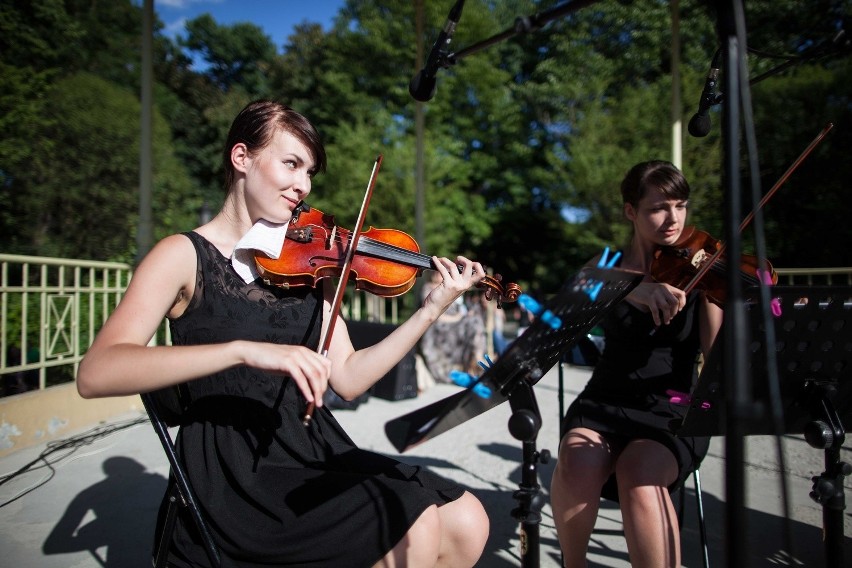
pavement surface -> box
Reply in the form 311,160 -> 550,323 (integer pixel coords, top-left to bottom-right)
1,363 -> 850,567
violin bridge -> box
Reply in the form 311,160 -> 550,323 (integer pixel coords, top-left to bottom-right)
327,225 -> 337,250
691,249 -> 709,269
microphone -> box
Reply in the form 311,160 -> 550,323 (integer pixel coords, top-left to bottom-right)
687,49 -> 722,138
409,0 -> 466,102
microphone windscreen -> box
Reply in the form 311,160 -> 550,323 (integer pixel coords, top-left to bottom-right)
687,113 -> 711,138
409,72 -> 437,102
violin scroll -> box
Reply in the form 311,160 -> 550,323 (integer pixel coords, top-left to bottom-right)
479,274 -> 522,308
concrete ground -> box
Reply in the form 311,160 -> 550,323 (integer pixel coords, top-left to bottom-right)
1,363 -> 850,567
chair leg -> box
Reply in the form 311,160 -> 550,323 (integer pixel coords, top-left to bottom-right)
153,480 -> 180,568
142,393 -> 222,568
693,469 -> 710,568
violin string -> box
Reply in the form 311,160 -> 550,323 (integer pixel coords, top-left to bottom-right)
696,260 -> 760,286
307,224 -> 434,266
703,258 -> 762,286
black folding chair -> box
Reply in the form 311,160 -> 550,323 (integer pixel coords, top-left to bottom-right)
681,468 -> 710,568
142,388 -> 222,568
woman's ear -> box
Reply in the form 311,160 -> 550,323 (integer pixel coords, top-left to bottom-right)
231,143 -> 250,173
623,202 -> 636,222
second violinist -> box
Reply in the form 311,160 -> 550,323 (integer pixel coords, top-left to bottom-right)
77,100 -> 489,567
551,160 -> 723,567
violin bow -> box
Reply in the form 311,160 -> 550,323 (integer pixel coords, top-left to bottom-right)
681,122 -> 834,295
303,154 -> 384,426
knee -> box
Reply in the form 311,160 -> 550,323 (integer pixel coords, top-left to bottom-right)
442,493 -> 489,562
391,506 -> 441,566
553,437 -> 612,495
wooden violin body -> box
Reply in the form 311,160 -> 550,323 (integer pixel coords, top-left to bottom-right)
255,205 -> 521,305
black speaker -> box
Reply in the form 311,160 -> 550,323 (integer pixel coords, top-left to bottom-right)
346,319 -> 418,401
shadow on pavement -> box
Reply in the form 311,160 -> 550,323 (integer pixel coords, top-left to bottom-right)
42,456 -> 166,568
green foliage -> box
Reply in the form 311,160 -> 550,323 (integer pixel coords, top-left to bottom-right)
9,73 -> 140,259
0,0 -> 85,69
0,71 -> 196,261
1,0 -> 849,287
749,58 -> 852,266
182,14 -> 277,94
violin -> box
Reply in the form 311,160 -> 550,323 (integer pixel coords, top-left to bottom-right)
651,122 -> 835,307
254,204 -> 522,306
651,226 -> 776,307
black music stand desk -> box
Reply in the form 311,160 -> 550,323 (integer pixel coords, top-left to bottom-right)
679,286 -> 852,567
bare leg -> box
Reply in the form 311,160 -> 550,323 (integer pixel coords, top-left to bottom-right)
436,491 -> 489,568
551,428 -> 616,568
375,505 -> 441,568
615,439 -> 680,568
374,491 -> 488,568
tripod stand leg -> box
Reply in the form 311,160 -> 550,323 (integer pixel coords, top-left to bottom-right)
519,516 -> 540,567
508,381 -> 550,568
817,447 -> 849,568
805,394 -> 851,568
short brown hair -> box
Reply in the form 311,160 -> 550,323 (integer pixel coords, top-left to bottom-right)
620,160 -> 690,207
222,100 -> 327,192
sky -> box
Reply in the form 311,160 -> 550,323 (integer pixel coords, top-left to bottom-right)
153,0 -> 347,48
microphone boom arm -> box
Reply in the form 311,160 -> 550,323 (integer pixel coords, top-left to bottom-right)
446,0 -> 602,67
416,0 -> 603,96
692,28 -> 850,127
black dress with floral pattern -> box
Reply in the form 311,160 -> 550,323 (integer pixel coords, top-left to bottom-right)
161,231 -> 464,567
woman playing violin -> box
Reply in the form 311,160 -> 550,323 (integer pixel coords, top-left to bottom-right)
551,160 -> 723,567
77,100 -> 489,567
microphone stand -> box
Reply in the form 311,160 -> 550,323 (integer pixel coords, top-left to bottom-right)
692,27 -> 850,121
716,3 -> 749,566
426,0 -> 603,74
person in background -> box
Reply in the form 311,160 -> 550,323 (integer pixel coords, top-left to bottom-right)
418,271 -> 486,385
77,99 -> 489,568
550,160 -> 723,567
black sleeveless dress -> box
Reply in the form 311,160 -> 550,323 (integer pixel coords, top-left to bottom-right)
162,232 -> 465,567
561,281 -> 711,499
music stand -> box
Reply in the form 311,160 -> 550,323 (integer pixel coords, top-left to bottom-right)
386,265 -> 641,567
679,286 -> 852,567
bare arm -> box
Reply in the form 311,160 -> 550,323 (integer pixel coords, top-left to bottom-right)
583,254 -> 688,327
698,293 -> 724,360
323,256 -> 485,401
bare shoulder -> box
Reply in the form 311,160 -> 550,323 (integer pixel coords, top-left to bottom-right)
89,234 -> 199,344
127,234 -> 199,315
137,234 -> 197,277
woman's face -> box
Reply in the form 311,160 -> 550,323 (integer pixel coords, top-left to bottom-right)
624,186 -> 688,247
239,129 -> 316,224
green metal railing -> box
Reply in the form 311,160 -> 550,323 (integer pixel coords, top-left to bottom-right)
1,253 -> 850,397
1,254 -> 133,393
774,267 -> 852,286
0,253 -> 403,396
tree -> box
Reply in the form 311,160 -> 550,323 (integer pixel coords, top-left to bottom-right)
1,72 -> 196,261
182,14 -> 277,95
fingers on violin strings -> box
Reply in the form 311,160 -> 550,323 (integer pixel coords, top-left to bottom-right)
456,255 -> 480,276
432,256 -> 454,277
